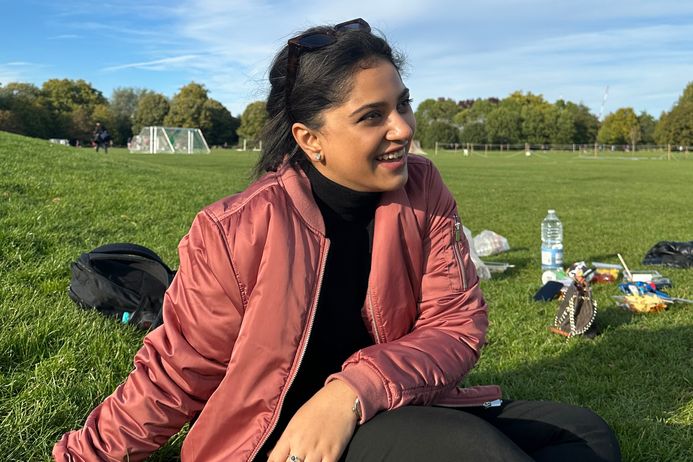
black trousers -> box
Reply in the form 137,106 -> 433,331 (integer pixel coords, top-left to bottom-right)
342,400 -> 621,462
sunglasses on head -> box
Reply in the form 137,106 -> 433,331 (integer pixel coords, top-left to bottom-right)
285,18 -> 371,104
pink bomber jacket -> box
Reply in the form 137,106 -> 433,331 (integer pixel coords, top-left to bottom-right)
54,155 -> 501,461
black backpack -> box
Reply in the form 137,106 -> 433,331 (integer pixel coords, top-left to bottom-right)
68,243 -> 176,330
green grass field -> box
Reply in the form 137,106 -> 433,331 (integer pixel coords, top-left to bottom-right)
1,131 -> 692,461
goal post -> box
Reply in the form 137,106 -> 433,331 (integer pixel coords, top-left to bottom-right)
128,126 -> 211,154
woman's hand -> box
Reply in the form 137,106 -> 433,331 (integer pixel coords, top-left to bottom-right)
268,380 -> 358,462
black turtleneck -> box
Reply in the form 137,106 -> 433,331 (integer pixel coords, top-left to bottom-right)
259,162 -> 379,457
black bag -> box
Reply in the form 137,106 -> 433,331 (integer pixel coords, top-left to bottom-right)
642,240 -> 693,268
68,243 -> 176,330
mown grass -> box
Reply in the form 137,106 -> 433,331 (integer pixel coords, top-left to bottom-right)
1,131 -> 691,461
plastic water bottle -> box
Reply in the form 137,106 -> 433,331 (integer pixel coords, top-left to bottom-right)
541,209 -> 563,270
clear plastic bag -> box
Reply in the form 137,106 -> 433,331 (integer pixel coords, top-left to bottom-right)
473,230 -> 510,257
463,225 -> 491,280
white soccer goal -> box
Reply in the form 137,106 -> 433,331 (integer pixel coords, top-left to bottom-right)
128,126 -> 210,154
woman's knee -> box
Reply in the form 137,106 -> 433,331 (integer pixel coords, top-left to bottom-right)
345,406 -> 532,462
505,401 -> 621,461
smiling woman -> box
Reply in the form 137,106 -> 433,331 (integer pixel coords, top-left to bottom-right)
292,61 -> 414,192
53,18 -> 620,462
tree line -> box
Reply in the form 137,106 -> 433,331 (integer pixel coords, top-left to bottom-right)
0,80 -> 243,147
1,79 -> 691,149
415,82 -> 693,149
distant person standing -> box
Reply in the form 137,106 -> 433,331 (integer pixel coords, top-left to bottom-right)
93,122 -> 111,153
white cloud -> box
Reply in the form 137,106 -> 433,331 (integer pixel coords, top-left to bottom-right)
32,0 -> 691,116
104,55 -> 202,71
48,34 -> 81,40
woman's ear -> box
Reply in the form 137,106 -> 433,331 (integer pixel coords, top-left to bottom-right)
291,122 -> 323,163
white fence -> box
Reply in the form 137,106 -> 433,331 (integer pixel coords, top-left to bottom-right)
433,142 -> 691,160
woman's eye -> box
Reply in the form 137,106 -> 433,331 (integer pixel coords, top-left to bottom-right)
360,111 -> 381,122
398,98 -> 413,111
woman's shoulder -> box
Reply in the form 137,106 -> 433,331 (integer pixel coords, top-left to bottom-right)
406,153 -> 433,172
404,154 -> 445,192
202,169 -> 291,224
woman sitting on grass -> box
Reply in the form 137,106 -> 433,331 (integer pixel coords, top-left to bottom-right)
54,18 -> 621,462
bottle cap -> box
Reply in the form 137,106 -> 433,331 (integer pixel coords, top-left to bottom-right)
548,209 -> 555,213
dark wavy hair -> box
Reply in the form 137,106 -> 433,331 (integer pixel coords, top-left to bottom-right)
254,22 -> 405,177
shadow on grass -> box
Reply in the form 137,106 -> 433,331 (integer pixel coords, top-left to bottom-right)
470,324 -> 693,461
587,253 -> 624,263
593,304 -> 634,334
482,256 -> 531,282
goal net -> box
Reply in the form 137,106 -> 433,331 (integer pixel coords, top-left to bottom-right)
128,126 -> 210,154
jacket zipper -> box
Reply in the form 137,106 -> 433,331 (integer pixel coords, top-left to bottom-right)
439,398 -> 504,409
451,214 -> 468,291
367,291 -> 382,344
248,241 -> 330,462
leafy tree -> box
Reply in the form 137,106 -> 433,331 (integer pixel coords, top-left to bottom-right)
421,121 -> 459,148
415,97 -> 461,123
91,104 -> 115,141
109,87 -> 145,145
132,91 -> 170,135
164,82 -> 211,130
457,99 -> 475,110
202,98 -> 240,146
107,115 -> 132,146
414,98 -> 462,148
237,101 -> 267,145
0,82 -> 52,138
549,106 -> 576,145
41,78 -> 107,114
503,91 -> 578,146
653,111 -> 673,146
637,111 -> 656,145
457,99 -> 498,124
558,101 -> 599,144
454,98 -> 497,144
597,108 -> 640,147
486,106 -> 521,144
520,103 -> 550,144
458,121 -> 487,144
110,87 -> 144,117
0,109 -> 20,133
40,79 -> 107,142
654,82 -> 693,146
453,94 -> 596,147
662,106 -> 693,146
501,91 -> 546,115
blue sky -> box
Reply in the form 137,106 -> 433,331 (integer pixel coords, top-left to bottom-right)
2,0 -> 692,119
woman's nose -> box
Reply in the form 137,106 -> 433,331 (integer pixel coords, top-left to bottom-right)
387,110 -> 414,142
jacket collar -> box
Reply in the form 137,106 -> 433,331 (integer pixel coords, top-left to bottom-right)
277,162 -> 326,235
277,161 -> 411,236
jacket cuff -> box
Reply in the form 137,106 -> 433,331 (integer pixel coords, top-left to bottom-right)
325,359 -> 392,424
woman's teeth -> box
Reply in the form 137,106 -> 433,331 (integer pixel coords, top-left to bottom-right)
376,148 -> 405,161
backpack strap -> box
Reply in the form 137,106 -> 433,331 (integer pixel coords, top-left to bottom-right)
91,243 -> 174,276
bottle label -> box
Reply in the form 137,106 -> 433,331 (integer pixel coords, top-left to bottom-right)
542,247 -> 563,267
